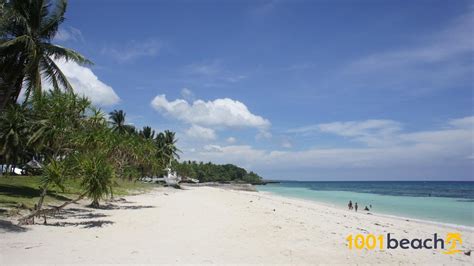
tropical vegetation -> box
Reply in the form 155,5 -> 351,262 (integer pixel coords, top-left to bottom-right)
174,161 -> 263,184
0,90 -> 180,220
0,0 -> 264,223
0,0 -> 90,109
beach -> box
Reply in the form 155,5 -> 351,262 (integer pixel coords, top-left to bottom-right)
1,186 -> 473,265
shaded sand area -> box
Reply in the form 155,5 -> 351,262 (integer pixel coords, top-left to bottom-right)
1,186 -> 473,264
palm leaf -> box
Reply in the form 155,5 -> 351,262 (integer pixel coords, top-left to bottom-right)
42,43 -> 92,65
39,0 -> 67,40
42,55 -> 72,91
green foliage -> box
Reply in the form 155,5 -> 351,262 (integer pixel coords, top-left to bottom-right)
173,161 -> 263,183
0,0 -> 92,109
0,91 -> 180,207
156,130 -> 180,167
77,152 -> 115,207
41,159 -> 68,192
0,176 -> 153,214
109,109 -> 135,135
0,103 -> 29,168
28,90 -> 90,159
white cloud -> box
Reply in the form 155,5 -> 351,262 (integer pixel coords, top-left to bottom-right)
184,60 -> 247,84
180,88 -> 194,101
319,120 -> 402,147
203,144 -> 224,153
317,120 -> 402,137
256,130 -> 272,140
186,60 -> 222,76
226,137 -> 237,144
449,116 -> 474,129
185,125 -> 217,141
150,94 -> 270,129
101,39 -> 163,62
182,116 -> 474,178
53,59 -> 120,106
289,119 -> 402,147
54,27 -> 84,42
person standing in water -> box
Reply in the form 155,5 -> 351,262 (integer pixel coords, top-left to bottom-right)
348,200 -> 353,210
355,202 -> 358,212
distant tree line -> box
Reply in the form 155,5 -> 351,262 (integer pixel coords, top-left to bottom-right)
173,161 -> 263,184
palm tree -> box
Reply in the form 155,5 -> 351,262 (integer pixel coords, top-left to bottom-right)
28,90 -> 90,158
140,126 -> 155,139
108,109 -> 135,135
27,90 -> 90,211
155,130 -> 180,168
0,0 -> 92,110
78,152 -> 115,208
0,103 -> 29,173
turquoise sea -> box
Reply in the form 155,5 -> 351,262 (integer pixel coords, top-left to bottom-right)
257,181 -> 474,227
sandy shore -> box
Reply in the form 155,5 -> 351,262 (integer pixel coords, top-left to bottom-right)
1,186 -> 473,264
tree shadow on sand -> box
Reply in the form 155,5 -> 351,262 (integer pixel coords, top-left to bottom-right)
0,219 -> 28,233
91,203 -> 155,210
51,208 -> 109,220
44,220 -> 114,228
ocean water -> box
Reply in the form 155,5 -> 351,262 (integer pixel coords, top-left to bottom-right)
257,181 -> 474,227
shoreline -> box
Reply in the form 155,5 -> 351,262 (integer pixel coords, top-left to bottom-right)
1,186 -> 472,264
255,190 -> 474,232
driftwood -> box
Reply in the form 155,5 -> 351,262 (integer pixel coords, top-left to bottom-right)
18,193 -> 87,225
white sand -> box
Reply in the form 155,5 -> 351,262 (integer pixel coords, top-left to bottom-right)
1,186 -> 473,264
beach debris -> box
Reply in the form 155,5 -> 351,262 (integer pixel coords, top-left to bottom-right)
273,209 -> 276,212
464,250 -> 471,256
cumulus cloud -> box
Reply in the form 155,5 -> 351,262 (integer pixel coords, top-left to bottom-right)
150,94 -> 270,129
182,116 -> 474,179
53,59 -> 120,106
185,125 -> 217,140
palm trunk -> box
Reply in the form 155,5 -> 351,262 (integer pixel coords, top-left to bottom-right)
36,182 -> 49,211
90,199 -> 99,208
19,192 -> 87,225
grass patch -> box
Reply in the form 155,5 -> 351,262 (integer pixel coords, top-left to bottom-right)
0,175 -> 156,216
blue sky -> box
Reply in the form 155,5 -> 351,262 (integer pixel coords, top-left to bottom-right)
52,0 -> 473,180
